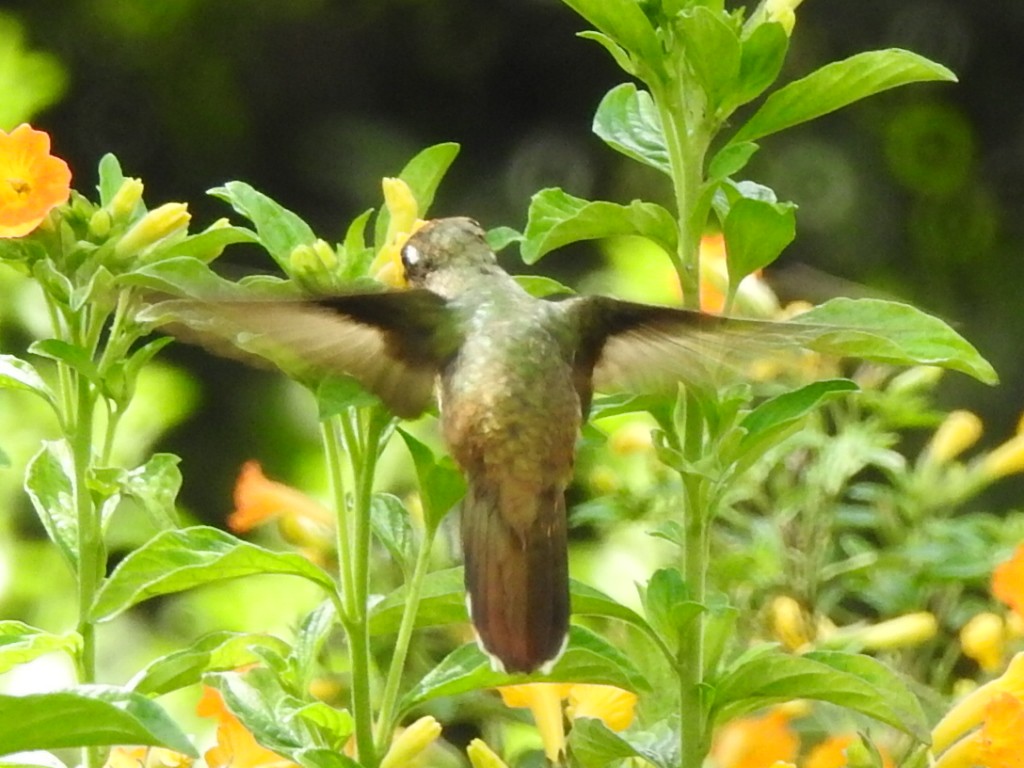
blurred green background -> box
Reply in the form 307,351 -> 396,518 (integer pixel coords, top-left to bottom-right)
1,0 -> 1022,663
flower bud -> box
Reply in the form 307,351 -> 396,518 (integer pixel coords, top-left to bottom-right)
978,434 -> 1024,481
764,0 -> 804,34
925,410 -> 983,465
857,612 -> 937,650
108,177 -> 144,223
114,202 -> 190,260
609,422 -> 653,456
289,243 -> 319,274
466,739 -> 510,768
888,365 -> 943,394
771,595 -> 812,651
960,612 -> 1006,672
88,209 -> 112,240
379,716 -> 442,768
313,238 -> 338,270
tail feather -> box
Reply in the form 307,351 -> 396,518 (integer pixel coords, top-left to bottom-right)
461,481 -> 569,674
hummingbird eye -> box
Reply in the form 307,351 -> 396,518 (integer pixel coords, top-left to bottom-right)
401,243 -> 421,270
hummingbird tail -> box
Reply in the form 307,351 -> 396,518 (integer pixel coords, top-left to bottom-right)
461,481 -> 569,674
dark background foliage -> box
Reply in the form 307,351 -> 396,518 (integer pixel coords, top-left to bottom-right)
4,0 -> 1022,516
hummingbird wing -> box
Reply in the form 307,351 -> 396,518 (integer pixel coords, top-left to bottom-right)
142,290 -> 460,418
563,296 -> 823,404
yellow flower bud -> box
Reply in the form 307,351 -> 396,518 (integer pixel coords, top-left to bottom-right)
382,177 -> 419,244
466,739 -> 510,768
289,243 -> 319,274
88,209 -> 112,239
960,612 -> 1006,673
114,202 -> 190,259
566,684 -> 637,732
925,410 -> 983,465
978,434 -> 1024,481
588,465 -> 619,494
771,595 -> 812,652
932,652 -> 1024,755
379,716 -> 442,768
857,612 -> 937,650
108,177 -> 144,223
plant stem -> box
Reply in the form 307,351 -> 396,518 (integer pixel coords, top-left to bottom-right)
374,525 -> 436,751
71,367 -> 101,768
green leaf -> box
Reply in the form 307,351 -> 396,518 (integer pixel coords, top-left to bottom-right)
522,188 -> 677,264
678,7 -> 741,112
120,255 -> 277,300
374,142 -> 460,249
560,0 -> 662,70
485,226 -> 523,253
29,340 -> 99,382
731,49 -> 957,144
24,441 -> 78,569
592,83 -> 670,175
569,718 -> 677,768
129,631 -> 290,696
577,31 -> 636,76
707,142 -> 759,181
397,429 -> 465,533
91,525 -> 337,621
209,669 -> 358,768
0,445 -> 8,469
642,568 -> 703,651
793,298 -> 998,385
115,453 -> 182,531
0,355 -> 55,408
292,601 -> 338,693
162,224 -> 260,263
740,379 -> 858,445
369,567 -> 466,635
0,622 -> 80,675
722,196 -> 796,285
209,181 -> 316,269
713,648 -> 930,741
400,625 -> 649,710
514,275 -> 574,298
733,21 -> 789,108
97,153 -> 126,207
0,686 -> 196,755
370,493 -> 415,572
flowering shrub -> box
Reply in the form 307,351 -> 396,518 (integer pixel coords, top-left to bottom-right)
0,2 -> 1019,768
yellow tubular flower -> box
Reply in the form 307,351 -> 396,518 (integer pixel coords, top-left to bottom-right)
499,683 -> 571,763
960,612 -> 1007,673
770,595 -> 812,652
108,176 -> 144,223
932,652 -> 1024,755
933,693 -> 1024,768
371,177 -> 425,287
764,0 -> 804,35
114,202 -> 190,259
855,612 -> 938,651
924,410 -> 983,465
566,684 -> 638,732
978,434 -> 1024,481
992,544 -> 1024,620
379,716 -> 442,768
711,710 -> 799,768
466,739 -> 511,768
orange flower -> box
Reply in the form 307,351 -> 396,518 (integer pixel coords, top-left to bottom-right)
803,734 -> 893,768
933,693 -> 1024,768
229,461 -> 332,533
993,545 -> 1024,620
197,687 -> 298,768
0,124 -> 71,237
711,709 -> 799,768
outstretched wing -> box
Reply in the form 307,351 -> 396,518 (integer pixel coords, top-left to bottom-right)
562,296 -> 825,409
142,290 -> 460,418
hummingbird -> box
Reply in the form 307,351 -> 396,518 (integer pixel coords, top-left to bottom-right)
153,216 -> 801,673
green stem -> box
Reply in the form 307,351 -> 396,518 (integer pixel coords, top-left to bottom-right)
374,525 -> 437,751
678,390 -> 708,768
323,418 -> 356,618
71,369 -> 102,768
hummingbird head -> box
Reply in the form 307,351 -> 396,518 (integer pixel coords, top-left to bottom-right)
400,217 -> 498,290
